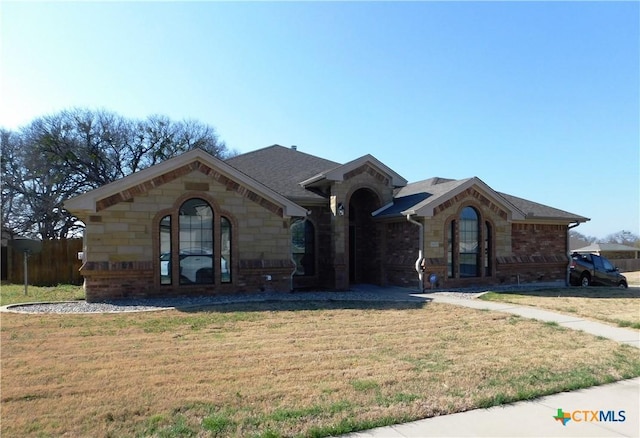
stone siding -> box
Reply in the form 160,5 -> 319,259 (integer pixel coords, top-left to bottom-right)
81,170 -> 295,302
292,205 -> 335,290
380,188 -> 570,289
327,163 -> 397,289
420,187 -> 511,288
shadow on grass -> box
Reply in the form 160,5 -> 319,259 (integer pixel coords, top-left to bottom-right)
492,286 -> 639,299
175,298 -> 431,314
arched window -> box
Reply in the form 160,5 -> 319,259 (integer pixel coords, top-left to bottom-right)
447,220 -> 455,278
179,198 -> 213,284
448,206 -> 484,279
291,219 -> 315,276
221,216 -> 232,283
158,198 -> 236,287
484,221 -> 492,277
459,207 -> 480,278
160,215 -> 172,285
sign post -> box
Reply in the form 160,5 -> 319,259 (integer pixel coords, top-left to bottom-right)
9,238 -> 43,296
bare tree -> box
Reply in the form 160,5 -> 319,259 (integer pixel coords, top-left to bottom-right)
1,108 -> 232,239
569,230 -> 597,245
601,230 -> 640,247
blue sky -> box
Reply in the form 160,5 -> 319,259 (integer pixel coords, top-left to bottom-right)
1,1 -> 638,239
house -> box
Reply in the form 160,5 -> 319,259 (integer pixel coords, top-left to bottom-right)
572,243 -> 640,260
64,145 -> 589,302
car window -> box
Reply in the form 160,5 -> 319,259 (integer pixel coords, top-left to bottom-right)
592,256 -> 604,270
601,257 -> 615,271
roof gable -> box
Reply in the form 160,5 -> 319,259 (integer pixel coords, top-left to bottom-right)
376,177 -> 525,220
375,176 -> 588,224
64,148 -> 308,217
300,154 -> 407,188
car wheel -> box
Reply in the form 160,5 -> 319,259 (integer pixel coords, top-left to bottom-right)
580,273 -> 590,287
619,281 -> 628,289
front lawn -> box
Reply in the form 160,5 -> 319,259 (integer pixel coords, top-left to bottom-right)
0,282 -> 84,306
2,299 -> 639,437
480,287 -> 640,329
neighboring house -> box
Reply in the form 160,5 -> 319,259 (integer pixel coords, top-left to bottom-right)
64,145 -> 589,302
569,235 -> 591,251
572,243 -> 640,260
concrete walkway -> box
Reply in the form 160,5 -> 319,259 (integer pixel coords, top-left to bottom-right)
423,293 -> 640,349
345,378 -> 639,437
343,293 -> 640,437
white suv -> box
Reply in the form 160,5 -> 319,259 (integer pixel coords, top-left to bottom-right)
160,248 -> 228,283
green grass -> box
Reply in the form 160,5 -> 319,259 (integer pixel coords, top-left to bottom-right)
0,282 -> 85,306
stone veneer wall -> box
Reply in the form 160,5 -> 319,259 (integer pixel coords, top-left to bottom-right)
80,170 -> 295,302
329,164 -> 396,289
291,205 -> 334,290
495,223 -> 569,284
421,187 -> 512,288
368,188 -> 572,290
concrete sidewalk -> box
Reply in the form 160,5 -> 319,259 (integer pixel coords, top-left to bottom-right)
343,292 -> 640,437
423,293 -> 640,349
345,378 -> 639,437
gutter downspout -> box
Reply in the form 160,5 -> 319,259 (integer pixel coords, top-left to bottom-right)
566,222 -> 581,286
406,214 -> 425,292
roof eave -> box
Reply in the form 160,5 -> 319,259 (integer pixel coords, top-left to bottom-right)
299,173 -> 327,187
301,155 -> 408,188
519,215 -> 591,224
64,148 -> 309,218
402,178 -> 526,220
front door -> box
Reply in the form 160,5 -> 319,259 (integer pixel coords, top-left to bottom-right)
348,188 -> 380,284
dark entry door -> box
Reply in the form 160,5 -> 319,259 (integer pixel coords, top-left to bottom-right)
348,189 -> 380,284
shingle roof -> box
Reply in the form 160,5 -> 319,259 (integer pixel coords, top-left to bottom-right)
573,243 -> 640,253
498,192 -> 588,222
374,178 -> 470,217
375,177 -> 588,223
225,145 -> 341,201
226,147 -> 589,223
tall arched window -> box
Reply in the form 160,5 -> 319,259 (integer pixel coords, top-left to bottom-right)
291,219 -> 315,276
179,198 -> 213,284
160,215 -> 172,285
459,207 -> 480,277
484,221 -> 492,277
447,220 -> 455,278
221,216 -> 232,283
157,198 -> 237,287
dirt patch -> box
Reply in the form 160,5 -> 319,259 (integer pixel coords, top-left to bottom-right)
623,270 -> 640,286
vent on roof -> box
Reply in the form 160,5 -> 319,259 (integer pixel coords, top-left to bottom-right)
291,145 -> 297,151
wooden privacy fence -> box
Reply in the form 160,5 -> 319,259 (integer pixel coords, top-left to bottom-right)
615,258 -> 640,273
6,238 -> 83,286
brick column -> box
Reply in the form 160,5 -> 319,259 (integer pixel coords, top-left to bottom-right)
330,193 -> 349,290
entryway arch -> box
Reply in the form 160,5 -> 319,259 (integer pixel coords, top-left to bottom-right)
348,188 -> 381,284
